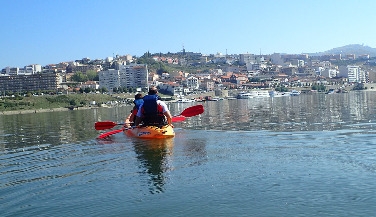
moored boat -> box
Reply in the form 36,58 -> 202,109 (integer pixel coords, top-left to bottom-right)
250,90 -> 270,98
124,125 -> 175,139
175,98 -> 195,103
269,91 -> 290,97
208,97 -> 221,101
237,90 -> 270,99
290,90 -> 301,96
236,92 -> 253,99
326,89 -> 335,94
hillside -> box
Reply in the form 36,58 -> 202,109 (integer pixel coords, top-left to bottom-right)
309,44 -> 376,57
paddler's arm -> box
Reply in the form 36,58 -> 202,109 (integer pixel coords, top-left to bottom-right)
134,106 -> 143,126
164,111 -> 173,127
160,101 -> 173,127
124,112 -> 132,128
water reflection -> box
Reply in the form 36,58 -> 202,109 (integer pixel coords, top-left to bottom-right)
131,138 -> 174,194
180,91 -> 376,132
0,109 -> 103,150
2,92 -> 376,151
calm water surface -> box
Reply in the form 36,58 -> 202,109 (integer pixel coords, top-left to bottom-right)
1,91 -> 376,216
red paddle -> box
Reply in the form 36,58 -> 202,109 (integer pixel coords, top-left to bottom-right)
97,129 -> 124,139
180,105 -> 204,117
96,104 -> 204,139
95,105 -> 204,130
95,121 -> 126,130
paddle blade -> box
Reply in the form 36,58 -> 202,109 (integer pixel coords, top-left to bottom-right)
95,121 -> 117,130
97,129 -> 123,139
180,105 -> 204,117
172,116 -> 186,122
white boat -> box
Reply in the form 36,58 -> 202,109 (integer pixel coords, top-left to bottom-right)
237,92 -> 254,99
237,90 -> 270,99
175,98 -> 195,103
250,90 -> 270,98
209,97 -> 223,101
290,90 -> 301,96
269,91 -> 290,97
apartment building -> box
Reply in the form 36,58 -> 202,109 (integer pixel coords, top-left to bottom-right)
321,68 -> 339,78
186,76 -> 199,90
239,54 -> 256,65
338,65 -> 368,83
98,69 -> 120,92
0,72 -> 62,93
98,64 -> 148,92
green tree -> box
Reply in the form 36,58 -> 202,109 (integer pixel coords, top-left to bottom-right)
86,70 -> 99,81
99,87 -> 107,93
84,87 -> 91,93
69,99 -> 78,106
71,71 -> 88,82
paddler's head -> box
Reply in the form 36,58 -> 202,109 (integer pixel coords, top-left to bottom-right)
134,93 -> 143,99
148,86 -> 158,95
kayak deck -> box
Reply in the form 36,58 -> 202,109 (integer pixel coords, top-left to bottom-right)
124,125 -> 175,139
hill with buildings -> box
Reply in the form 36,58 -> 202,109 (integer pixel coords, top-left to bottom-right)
309,44 -> 376,57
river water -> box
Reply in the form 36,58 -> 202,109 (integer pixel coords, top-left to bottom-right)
1,91 -> 376,216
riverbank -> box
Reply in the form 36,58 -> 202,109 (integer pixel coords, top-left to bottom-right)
0,106 -> 98,115
2,87 -> 371,116
0,91 -> 215,115
0,93 -> 119,115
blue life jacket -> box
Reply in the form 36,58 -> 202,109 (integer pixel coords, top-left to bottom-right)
133,99 -> 143,110
141,94 -> 166,126
130,99 -> 144,125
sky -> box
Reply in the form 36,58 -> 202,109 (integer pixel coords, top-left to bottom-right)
1,0 -> 376,68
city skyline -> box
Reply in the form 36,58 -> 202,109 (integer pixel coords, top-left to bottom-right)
1,0 -> 376,68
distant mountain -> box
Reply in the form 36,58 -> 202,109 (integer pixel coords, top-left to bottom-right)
308,44 -> 376,57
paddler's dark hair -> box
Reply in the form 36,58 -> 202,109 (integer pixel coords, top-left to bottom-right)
134,93 -> 143,99
148,86 -> 158,95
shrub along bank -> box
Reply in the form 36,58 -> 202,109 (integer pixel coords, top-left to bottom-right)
0,94 -> 120,112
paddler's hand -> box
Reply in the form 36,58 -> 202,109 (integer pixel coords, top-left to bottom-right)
169,124 -> 174,128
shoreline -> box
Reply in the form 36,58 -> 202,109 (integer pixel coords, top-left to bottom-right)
3,89 -> 373,116
0,106 -> 97,115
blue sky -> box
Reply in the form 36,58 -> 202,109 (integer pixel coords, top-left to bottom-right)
1,0 -> 376,68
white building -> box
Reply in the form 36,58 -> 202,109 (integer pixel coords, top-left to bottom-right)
99,69 -> 120,92
321,68 -> 339,78
158,83 -> 183,95
119,64 -> 148,89
80,81 -> 100,90
186,76 -> 199,90
30,64 -> 42,73
338,65 -> 367,83
271,53 -> 284,65
99,64 -> 148,92
239,53 -> 256,65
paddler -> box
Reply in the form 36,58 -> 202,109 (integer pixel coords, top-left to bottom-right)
124,93 -> 143,128
134,86 -> 173,128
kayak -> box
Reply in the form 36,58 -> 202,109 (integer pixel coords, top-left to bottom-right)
95,105 -> 204,139
124,125 -> 175,139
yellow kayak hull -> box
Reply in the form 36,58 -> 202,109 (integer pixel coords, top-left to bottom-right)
124,125 -> 175,139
